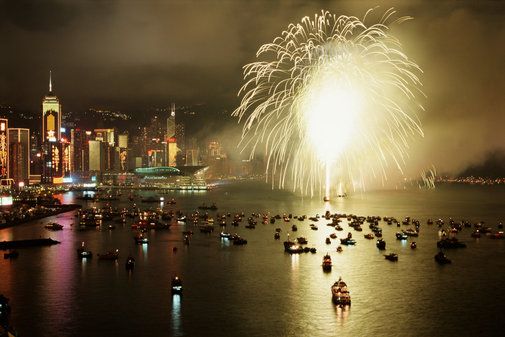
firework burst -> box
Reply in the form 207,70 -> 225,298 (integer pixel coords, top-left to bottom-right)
233,8 -> 424,197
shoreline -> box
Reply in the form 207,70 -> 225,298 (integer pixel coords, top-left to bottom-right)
0,204 -> 82,230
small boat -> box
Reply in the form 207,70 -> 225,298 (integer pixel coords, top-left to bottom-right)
198,203 -> 217,211
364,233 -> 374,240
220,232 -> 232,239
376,239 -> 386,250
329,233 -> 337,239
340,238 -> 356,246
3,250 -> 19,259
134,234 -> 149,244
336,245 -> 343,253
331,277 -> 351,306
325,237 -> 331,244
172,276 -> 183,294
274,232 -> 280,240
434,251 -> 451,265
396,232 -> 408,240
77,242 -> 92,259
297,237 -> 308,244
45,222 -> 63,230
184,235 -> 190,245
410,241 -> 417,249
125,256 -> 135,270
322,254 -> 332,272
384,253 -> 398,262
98,249 -> 119,260
291,224 -> 298,231
437,237 -> 466,249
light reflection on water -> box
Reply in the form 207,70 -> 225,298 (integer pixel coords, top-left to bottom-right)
1,183 -> 505,336
171,294 -> 182,336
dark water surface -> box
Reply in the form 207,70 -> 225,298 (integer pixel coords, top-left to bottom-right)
1,181 -> 505,337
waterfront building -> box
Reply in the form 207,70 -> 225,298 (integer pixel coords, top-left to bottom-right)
94,128 -> 116,147
41,72 -> 63,184
118,134 -> 128,171
166,103 -> 178,167
8,128 -> 30,186
0,119 -> 8,181
88,140 -> 106,172
42,71 -> 61,143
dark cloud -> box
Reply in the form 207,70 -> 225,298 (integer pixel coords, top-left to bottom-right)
0,0 -> 504,176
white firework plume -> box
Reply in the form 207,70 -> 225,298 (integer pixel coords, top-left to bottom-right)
233,8 -> 424,197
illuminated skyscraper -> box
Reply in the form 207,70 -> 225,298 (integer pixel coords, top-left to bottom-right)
8,128 -> 30,186
0,119 -> 8,180
166,103 -> 177,166
41,72 -> 63,184
42,71 -> 62,143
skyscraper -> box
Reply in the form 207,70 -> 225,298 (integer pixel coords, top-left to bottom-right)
166,103 -> 177,166
0,119 -> 8,181
42,71 -> 61,143
8,128 -> 30,186
41,72 -> 63,184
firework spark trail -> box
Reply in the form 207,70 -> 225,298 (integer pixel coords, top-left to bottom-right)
233,8 -> 425,197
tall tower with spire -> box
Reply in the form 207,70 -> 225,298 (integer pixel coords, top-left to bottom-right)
41,71 -> 64,184
42,71 -> 62,143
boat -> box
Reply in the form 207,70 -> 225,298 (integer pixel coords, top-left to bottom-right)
339,238 -> 356,246
331,277 -> 351,306
296,237 -> 308,244
434,251 -> 451,264
322,254 -> 332,272
329,233 -> 337,239
125,256 -> 135,270
77,242 -> 92,259
231,235 -> 248,245
325,237 -> 331,244
3,250 -> 18,259
336,245 -> 343,253
134,234 -> 149,244
437,237 -> 466,249
291,224 -> 298,231
364,233 -> 374,240
410,241 -> 417,249
44,222 -> 63,230
220,232 -> 231,239
274,232 -> 280,240
396,232 -> 408,240
98,249 -> 119,260
376,239 -> 386,250
172,276 -> 183,294
384,253 -> 398,261
198,203 -> 218,211
403,228 -> 419,237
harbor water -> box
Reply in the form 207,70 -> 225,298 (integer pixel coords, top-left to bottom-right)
1,181 -> 505,337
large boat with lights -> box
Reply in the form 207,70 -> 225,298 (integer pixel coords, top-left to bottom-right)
331,277 -> 351,306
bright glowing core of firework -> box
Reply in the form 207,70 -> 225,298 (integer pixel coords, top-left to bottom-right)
234,9 -> 424,198
300,77 -> 362,164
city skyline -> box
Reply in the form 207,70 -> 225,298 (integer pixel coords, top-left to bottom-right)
0,0 -> 504,179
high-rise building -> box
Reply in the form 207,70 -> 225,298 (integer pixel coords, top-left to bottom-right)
0,119 -> 9,180
118,134 -> 128,171
41,72 -> 64,184
166,103 -> 178,166
8,128 -> 30,185
89,140 -> 106,172
42,71 -> 62,143
71,129 -> 92,172
94,128 -> 116,147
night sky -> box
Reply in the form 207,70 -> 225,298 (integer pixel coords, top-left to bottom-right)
0,0 -> 504,175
